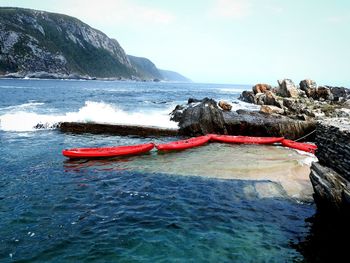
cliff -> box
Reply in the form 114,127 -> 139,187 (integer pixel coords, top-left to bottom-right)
127,55 -> 190,82
0,7 -> 189,81
309,119 -> 350,215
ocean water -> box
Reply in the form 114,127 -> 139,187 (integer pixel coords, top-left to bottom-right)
0,79 -> 315,262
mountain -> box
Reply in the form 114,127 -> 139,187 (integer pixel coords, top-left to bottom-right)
0,7 -> 189,81
127,55 -> 162,80
127,55 -> 190,82
159,69 -> 191,82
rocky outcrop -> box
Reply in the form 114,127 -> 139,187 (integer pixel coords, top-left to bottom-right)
309,119 -> 350,215
170,98 -> 315,139
276,79 -> 299,98
0,7 -> 137,78
59,122 -> 179,137
239,78 -> 350,120
0,7 -> 188,81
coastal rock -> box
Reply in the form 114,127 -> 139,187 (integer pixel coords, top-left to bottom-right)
300,79 -> 317,91
218,101 -> 232,111
59,122 -> 179,137
252,84 -> 271,94
172,98 -> 316,139
309,118 -> 350,215
239,91 -> 257,104
316,86 -> 333,101
300,79 -> 318,98
173,98 -> 227,135
276,79 -> 299,98
259,105 -> 284,115
264,91 -> 283,108
328,86 -> 350,102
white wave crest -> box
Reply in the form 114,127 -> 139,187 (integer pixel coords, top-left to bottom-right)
0,101 -> 178,132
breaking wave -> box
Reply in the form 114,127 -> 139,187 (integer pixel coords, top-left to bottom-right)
0,101 -> 178,132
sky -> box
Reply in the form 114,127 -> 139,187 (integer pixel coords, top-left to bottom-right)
0,0 -> 349,85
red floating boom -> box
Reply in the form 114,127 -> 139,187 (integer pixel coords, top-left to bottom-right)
281,139 -> 317,154
210,134 -> 284,144
156,135 -> 211,151
62,143 -> 155,159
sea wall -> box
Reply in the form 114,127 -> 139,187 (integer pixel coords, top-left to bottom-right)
309,119 -> 350,215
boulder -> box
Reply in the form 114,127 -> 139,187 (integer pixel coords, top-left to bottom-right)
300,79 -> 317,91
264,90 -> 283,108
239,91 -> 256,104
260,105 -> 284,115
328,86 -> 350,102
255,93 -> 266,105
172,98 -> 227,135
218,101 -> 232,111
252,84 -> 271,94
316,86 -> 333,101
276,79 -> 299,98
171,98 -> 316,139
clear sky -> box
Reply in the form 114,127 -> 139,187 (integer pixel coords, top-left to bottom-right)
0,0 -> 349,85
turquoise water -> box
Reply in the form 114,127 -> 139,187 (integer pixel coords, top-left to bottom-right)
0,80 -> 315,262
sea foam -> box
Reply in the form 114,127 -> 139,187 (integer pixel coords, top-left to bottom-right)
0,101 -> 178,132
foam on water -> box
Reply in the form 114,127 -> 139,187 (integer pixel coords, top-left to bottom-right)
0,101 -> 178,132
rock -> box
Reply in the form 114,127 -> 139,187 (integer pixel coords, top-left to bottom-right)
170,105 -> 185,122
314,119 -> 350,180
171,98 -> 316,139
328,86 -> 350,102
255,93 -> 266,105
316,86 -> 332,101
300,79 -> 317,91
252,84 -> 271,94
218,101 -> 232,111
264,91 -> 283,108
276,79 -> 299,98
260,105 -> 284,115
310,162 -> 350,214
299,79 -> 319,98
60,122 -> 179,137
239,91 -> 256,104
188,98 -> 205,104
174,98 -> 227,135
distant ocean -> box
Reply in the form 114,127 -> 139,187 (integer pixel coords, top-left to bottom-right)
0,79 -> 315,262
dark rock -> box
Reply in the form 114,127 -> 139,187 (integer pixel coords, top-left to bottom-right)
239,91 -> 256,104
300,79 -> 317,91
328,86 -> 350,102
255,93 -> 266,105
170,105 -> 185,122
173,98 -> 316,139
314,119 -> 350,180
316,86 -> 333,101
59,122 -> 179,137
223,110 -> 315,139
310,162 -> 350,214
176,98 -> 227,136
188,98 -> 207,104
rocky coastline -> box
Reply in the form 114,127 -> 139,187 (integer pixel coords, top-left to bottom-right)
57,78 -> 350,220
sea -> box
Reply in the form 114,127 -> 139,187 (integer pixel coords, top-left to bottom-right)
0,79 -> 317,262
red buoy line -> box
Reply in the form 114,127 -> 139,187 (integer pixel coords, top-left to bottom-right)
62,134 -> 317,159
